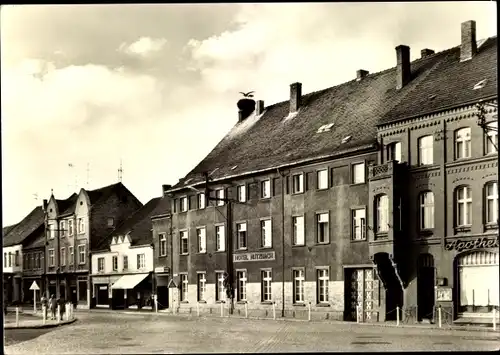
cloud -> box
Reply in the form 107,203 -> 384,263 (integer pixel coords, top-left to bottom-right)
118,37 -> 168,57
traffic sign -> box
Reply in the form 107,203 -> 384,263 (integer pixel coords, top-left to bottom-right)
168,279 -> 178,288
29,281 -> 40,291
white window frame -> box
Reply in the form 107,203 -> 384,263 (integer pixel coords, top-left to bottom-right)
216,189 -> 225,206
60,247 -> 66,266
112,255 -> 118,271
292,216 -> 305,246
317,169 -> 328,190
68,220 -> 74,236
293,269 -> 305,304
198,193 -> 206,209
197,273 -> 207,302
317,268 -> 329,304
180,274 -> 188,302
376,195 -> 389,233
180,230 -> 189,255
456,186 -> 472,227
68,246 -> 74,265
261,180 -> 271,198
78,218 -> 85,234
387,142 -> 402,163
137,253 -> 146,269
78,245 -> 86,264
180,197 -> 188,212
352,163 -> 366,184
261,269 -> 272,302
485,182 -> 499,224
486,122 -> 498,155
49,249 -> 55,267
455,127 -> 472,160
216,272 -> 225,301
420,191 -> 435,230
215,225 -> 226,252
97,257 -> 105,272
237,222 -> 247,250
159,233 -> 167,256
197,227 -> 207,253
237,185 -> 247,202
418,135 -> 434,165
123,255 -> 128,270
49,224 -> 55,239
59,221 -> 66,237
292,173 -> 304,194
260,219 -> 272,248
352,208 -> 366,240
237,270 -> 247,301
316,213 -> 329,244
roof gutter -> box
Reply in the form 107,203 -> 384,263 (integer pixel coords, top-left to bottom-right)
377,95 -> 498,128
167,142 -> 377,193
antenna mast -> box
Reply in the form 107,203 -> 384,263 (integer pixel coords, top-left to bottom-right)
86,162 -> 90,187
118,159 -> 123,183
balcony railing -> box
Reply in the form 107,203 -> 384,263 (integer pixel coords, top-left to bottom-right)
369,161 -> 397,180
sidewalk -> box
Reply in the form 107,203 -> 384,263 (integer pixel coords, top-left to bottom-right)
4,314 -> 77,330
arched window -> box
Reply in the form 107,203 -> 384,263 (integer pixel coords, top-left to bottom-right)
485,121 -> 498,155
375,194 -> 389,233
419,191 -> 434,229
455,127 -> 471,160
455,186 -> 472,226
485,181 -> 498,225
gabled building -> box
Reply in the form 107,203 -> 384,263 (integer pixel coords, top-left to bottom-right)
164,20 -> 497,323
91,194 -> 169,310
45,182 -> 143,309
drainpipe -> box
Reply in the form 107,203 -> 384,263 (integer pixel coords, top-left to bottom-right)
277,168 -> 286,318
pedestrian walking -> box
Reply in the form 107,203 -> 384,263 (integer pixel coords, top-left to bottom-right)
49,295 -> 57,320
58,298 -> 65,320
41,296 -> 48,319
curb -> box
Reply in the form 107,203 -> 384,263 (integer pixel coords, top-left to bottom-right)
4,318 -> 77,330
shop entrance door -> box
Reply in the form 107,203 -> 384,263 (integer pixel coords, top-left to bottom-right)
347,268 -> 380,322
417,254 -> 435,321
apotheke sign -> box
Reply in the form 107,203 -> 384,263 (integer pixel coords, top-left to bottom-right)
444,237 -> 499,252
233,251 -> 275,262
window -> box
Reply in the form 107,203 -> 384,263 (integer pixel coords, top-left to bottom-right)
261,180 -> 271,198
49,249 -> 55,267
316,213 -> 329,243
180,231 -> 189,254
376,195 -> 389,233
197,227 -> 206,253
317,169 -> 328,190
68,220 -> 74,236
137,254 -> 146,269
420,192 -> 435,230
107,218 -> 114,227
261,270 -> 272,302
455,127 -> 471,159
352,163 -> 365,184
387,142 -> 402,163
59,221 -> 66,237
260,219 -> 272,248
456,186 -> 472,227
237,223 -> 247,249
15,251 -> 19,266
293,269 -> 305,303
180,197 -> 188,212
8,252 -> 12,267
292,216 -> 305,246
237,185 -> 247,202
78,245 -> 86,264
159,234 -> 167,256
486,122 -> 498,155
198,193 -> 206,209
78,218 -> 85,234
49,224 -> 55,239
292,174 -> 304,194
418,135 -> 434,165
317,269 -> 329,303
180,274 -> 188,302
216,189 -> 225,206
68,246 -> 74,265
4,253 -> 6,267
112,256 -> 118,271
123,255 -> 128,270
216,272 -> 225,301
60,248 -> 66,266
197,273 -> 206,301
352,209 -> 366,240
97,257 -> 105,272
485,182 -> 498,224
36,253 -> 41,269
237,271 -> 247,301
215,225 -> 225,252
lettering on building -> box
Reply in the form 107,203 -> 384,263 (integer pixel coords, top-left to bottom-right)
444,237 -> 499,252
233,251 -> 276,263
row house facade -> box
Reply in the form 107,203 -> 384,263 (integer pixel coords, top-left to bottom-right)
157,20 -> 498,323
90,196 -> 169,310
44,182 -> 143,308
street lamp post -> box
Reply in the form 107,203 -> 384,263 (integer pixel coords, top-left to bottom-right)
475,101 -> 498,151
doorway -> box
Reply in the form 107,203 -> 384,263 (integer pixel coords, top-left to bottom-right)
112,289 -> 126,309
96,285 -> 109,306
157,286 -> 169,309
417,254 -> 435,321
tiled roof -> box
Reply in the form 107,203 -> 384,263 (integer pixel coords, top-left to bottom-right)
172,36 -> 497,190
57,193 -> 78,215
23,228 -> 45,250
3,224 -> 19,237
97,197 -> 166,249
2,206 -> 44,247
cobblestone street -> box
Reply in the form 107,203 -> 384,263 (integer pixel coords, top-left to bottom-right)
4,311 -> 500,353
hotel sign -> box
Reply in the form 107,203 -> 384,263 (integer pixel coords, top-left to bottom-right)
233,251 -> 275,263
445,237 -> 499,252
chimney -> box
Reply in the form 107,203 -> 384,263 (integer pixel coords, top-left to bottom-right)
255,100 -> 265,116
42,199 -> 48,212
162,184 -> 172,197
238,110 -> 244,122
420,49 -> 435,58
356,69 -> 369,81
396,45 -> 411,90
290,82 -> 302,113
460,20 -> 477,62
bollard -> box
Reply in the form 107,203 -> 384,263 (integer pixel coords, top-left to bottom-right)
155,297 -> 158,313
16,307 -> 19,327
197,302 -> 200,317
42,305 -> 46,325
438,306 -> 442,328
396,306 -> 400,326
57,304 -> 61,323
220,302 -> 224,318
356,305 -> 360,323
493,308 -> 497,331
273,302 -> 276,320
308,302 -> 311,322
245,302 -> 248,318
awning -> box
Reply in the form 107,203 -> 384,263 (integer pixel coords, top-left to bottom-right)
111,273 -> 149,290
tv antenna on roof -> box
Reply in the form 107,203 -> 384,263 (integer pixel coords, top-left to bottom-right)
118,159 -> 123,183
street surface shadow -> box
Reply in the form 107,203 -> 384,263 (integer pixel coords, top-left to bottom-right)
351,341 -> 391,345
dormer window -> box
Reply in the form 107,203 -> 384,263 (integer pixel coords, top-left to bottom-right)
473,79 -> 487,90
341,136 -> 352,144
107,218 -> 114,227
317,123 -> 335,133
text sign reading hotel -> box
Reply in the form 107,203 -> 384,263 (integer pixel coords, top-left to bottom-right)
233,251 -> 276,263
444,237 -> 499,252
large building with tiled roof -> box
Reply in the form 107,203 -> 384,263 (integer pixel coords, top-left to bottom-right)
164,20 -> 497,323
44,182 -> 143,309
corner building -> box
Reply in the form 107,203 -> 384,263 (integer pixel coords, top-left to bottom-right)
165,20 -> 497,323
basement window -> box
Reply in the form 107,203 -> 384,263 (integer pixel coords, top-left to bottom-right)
317,123 -> 335,133
341,136 -> 352,144
473,79 -> 487,90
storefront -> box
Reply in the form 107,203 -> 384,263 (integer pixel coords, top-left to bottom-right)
111,273 -> 153,310
91,275 -> 120,308
344,267 -> 381,322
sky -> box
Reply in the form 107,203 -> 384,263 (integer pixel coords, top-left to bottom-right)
1,2 -> 497,226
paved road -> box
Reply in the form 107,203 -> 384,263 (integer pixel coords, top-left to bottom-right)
4,312 -> 500,353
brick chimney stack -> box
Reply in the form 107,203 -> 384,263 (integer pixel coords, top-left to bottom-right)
396,45 -> 411,90
255,100 -> 265,116
356,69 -> 369,81
290,82 -> 302,113
420,49 -> 435,58
162,184 -> 172,197
460,20 -> 477,62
